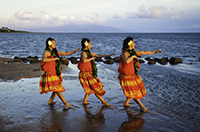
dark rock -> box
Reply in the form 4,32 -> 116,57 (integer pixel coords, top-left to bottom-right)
145,57 -> 151,61
14,56 -> 20,59
27,56 -> 40,64
103,59 -> 114,64
27,56 -> 38,59
154,58 -> 159,62
105,56 -> 112,59
14,56 -> 28,62
139,59 -> 145,63
69,57 -> 78,60
60,57 -> 69,66
147,60 -> 156,64
169,57 -> 183,64
114,56 -> 120,63
71,58 -> 78,64
29,59 -> 41,64
95,57 -> 103,62
158,58 -> 168,65
14,59 -> 23,62
164,57 -> 169,62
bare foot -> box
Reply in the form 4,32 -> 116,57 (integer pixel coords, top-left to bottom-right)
64,102 -> 72,109
123,104 -> 131,107
140,107 -> 150,113
102,101 -> 111,107
48,101 -> 56,105
83,102 -> 90,105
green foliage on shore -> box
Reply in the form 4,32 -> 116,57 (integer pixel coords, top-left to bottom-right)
0,27 -> 31,33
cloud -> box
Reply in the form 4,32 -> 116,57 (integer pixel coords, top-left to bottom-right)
1,11 -> 107,28
127,5 -> 181,19
14,11 -> 37,20
113,13 -> 122,19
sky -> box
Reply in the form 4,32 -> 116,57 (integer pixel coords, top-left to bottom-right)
0,0 -> 200,32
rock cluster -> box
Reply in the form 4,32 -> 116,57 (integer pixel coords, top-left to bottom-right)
145,57 -> 183,65
13,56 -> 41,64
65,56 -> 184,65
12,55 -> 184,66
13,56 -> 70,66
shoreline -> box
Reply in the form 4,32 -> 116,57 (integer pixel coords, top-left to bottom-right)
0,57 -> 42,81
0,67 -> 199,132
0,56 -> 199,131
0,57 -> 67,81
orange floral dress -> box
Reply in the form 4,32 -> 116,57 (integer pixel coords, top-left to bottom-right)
39,55 -> 65,94
78,58 -> 105,96
118,58 -> 146,99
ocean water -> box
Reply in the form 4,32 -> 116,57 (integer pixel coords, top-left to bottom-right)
0,33 -> 200,131
0,33 -> 199,74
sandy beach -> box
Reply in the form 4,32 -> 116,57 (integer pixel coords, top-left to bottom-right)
0,56 -> 199,132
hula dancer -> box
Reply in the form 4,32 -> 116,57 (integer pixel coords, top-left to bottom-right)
40,37 -> 79,108
78,38 -> 113,106
118,37 -> 162,112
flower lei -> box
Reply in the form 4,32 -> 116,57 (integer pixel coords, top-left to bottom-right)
82,49 -> 97,78
45,47 -> 62,78
124,48 -> 139,76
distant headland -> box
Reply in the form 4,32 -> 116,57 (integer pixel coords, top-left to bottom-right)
0,27 -> 31,33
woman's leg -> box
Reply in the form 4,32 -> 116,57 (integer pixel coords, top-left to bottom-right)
83,94 -> 90,104
48,92 -> 57,105
133,99 -> 149,112
124,98 -> 131,107
57,92 -> 72,108
95,94 -> 111,106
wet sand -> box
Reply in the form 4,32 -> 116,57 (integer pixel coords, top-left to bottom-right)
0,58 -> 199,132
0,57 -> 67,81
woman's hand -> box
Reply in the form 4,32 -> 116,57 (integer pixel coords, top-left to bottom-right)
74,48 -> 80,53
131,55 -> 139,61
156,49 -> 162,54
55,57 -> 60,60
90,57 -> 96,61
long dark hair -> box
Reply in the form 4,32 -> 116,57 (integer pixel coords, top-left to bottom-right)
81,38 -> 90,49
45,37 -> 59,58
45,37 -> 62,77
122,37 -> 133,50
45,37 -> 54,49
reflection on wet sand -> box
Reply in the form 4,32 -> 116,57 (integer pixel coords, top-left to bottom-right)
119,107 -> 145,132
39,105 -> 107,132
40,106 -> 65,132
83,104 -> 105,123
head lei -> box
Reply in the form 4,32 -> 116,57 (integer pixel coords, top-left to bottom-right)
84,41 -> 89,46
128,40 -> 133,46
48,40 -> 53,46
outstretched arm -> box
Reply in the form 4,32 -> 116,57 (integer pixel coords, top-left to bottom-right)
135,49 -> 162,56
57,48 -> 80,56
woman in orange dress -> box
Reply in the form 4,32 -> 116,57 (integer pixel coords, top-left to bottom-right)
78,38 -> 113,106
118,37 -> 162,112
40,37 -> 79,108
